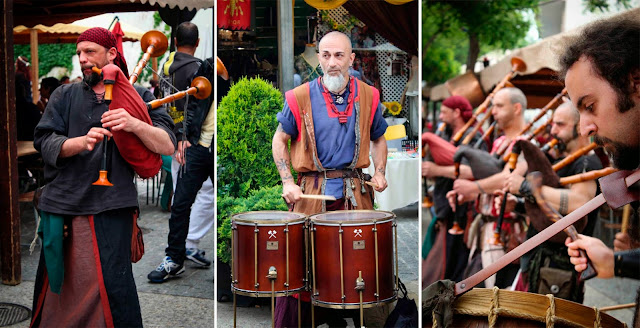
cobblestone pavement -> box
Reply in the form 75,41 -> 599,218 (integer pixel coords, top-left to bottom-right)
0,178 -> 214,327
216,203 -> 419,327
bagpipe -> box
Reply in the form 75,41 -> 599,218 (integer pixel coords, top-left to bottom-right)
91,30 -> 212,186
422,57 -> 527,170
518,139 -> 617,246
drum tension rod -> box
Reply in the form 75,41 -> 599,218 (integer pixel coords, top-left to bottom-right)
339,223 -> 346,308
267,266 -> 277,328
355,271 -> 365,328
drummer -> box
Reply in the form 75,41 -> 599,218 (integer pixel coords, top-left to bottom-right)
557,17 -> 639,327
271,31 -> 389,327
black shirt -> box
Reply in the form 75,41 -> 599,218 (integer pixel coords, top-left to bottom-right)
34,82 -> 175,215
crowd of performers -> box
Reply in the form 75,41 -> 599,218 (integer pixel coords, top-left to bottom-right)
422,17 -> 639,317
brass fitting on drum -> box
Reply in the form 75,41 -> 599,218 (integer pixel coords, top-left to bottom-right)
355,275 -> 365,291
267,266 -> 278,280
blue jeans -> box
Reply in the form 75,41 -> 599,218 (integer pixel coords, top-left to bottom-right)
165,144 -> 214,265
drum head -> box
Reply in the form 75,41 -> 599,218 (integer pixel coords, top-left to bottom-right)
232,211 -> 306,225
310,210 -> 395,225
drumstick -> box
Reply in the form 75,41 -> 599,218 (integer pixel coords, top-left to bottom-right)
300,194 -> 337,201
365,181 -> 379,188
621,203 -> 631,234
599,303 -> 636,312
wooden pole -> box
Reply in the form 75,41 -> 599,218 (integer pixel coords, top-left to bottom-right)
30,28 -> 39,105
277,0 -> 294,92
152,57 -> 158,81
1,0 -> 22,285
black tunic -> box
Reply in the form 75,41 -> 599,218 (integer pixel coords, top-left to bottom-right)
34,82 -> 175,215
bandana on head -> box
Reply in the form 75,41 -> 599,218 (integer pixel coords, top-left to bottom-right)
77,27 -> 129,79
442,95 -> 473,123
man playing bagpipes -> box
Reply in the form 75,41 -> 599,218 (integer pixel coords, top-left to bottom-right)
495,101 -> 602,303
422,95 -> 487,285
559,17 -> 640,326
30,27 -> 176,327
444,87 -> 529,288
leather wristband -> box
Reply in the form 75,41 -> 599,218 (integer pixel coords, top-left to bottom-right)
514,196 -> 526,215
614,249 -> 640,279
518,179 -> 536,203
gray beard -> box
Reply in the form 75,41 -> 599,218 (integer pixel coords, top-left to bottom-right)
323,74 -> 346,93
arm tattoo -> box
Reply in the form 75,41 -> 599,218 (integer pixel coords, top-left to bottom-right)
559,190 -> 569,215
377,166 -> 385,175
275,157 -> 293,182
275,158 -> 289,171
282,174 -> 294,182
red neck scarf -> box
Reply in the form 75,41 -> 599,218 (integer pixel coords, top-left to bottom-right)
318,77 -> 356,124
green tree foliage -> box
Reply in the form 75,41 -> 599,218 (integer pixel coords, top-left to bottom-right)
217,185 -> 290,263
422,0 -> 536,86
217,77 -> 285,199
422,0 -> 633,86
14,44 -> 76,78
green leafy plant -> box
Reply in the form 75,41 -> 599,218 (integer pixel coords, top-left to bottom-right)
14,44 -> 76,78
217,185 -> 290,264
217,77 -> 285,199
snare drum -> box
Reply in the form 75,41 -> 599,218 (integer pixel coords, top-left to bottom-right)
309,210 -> 397,309
231,211 -> 307,297
425,288 -> 626,327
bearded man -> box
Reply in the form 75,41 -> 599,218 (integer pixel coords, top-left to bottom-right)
271,30 -> 389,327
30,27 -> 176,327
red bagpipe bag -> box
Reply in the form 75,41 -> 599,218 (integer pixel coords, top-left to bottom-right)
101,64 -> 162,178
422,132 -> 456,166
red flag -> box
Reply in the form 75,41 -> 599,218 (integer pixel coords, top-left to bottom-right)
111,21 -> 125,57
217,0 -> 251,30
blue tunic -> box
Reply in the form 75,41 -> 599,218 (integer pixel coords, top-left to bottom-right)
277,77 -> 388,198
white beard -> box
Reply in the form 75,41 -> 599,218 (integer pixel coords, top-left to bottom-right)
323,74 -> 346,93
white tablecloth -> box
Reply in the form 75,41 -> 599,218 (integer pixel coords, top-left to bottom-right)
367,153 -> 420,211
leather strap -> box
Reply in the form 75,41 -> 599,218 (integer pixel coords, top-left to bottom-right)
455,169 -> 640,295
300,169 -> 362,179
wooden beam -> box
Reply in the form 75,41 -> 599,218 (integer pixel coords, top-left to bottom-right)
30,28 -> 39,105
277,0 -> 294,92
1,0 -> 22,286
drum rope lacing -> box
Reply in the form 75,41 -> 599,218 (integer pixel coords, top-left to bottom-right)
593,306 -> 601,328
545,294 -> 556,327
442,287 -> 589,328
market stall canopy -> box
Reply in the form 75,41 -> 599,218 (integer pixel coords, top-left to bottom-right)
13,23 -> 144,44
304,0 -> 414,9
429,6 -> 640,107
303,0 -> 418,56
13,0 -> 214,27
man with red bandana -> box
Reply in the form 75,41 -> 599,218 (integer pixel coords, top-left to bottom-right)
30,27 -> 176,327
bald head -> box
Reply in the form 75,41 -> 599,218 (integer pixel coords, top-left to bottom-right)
551,100 -> 583,150
317,31 -> 356,93
555,101 -> 580,126
319,31 -> 352,54
498,87 -> 527,113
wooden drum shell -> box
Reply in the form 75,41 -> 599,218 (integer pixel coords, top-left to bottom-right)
425,288 -> 626,327
310,210 -> 397,309
231,211 -> 307,297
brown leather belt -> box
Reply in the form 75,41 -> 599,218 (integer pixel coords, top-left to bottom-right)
454,169 -> 640,296
300,169 -> 362,179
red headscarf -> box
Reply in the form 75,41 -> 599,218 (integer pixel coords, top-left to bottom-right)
77,27 -> 129,79
442,95 -> 473,123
